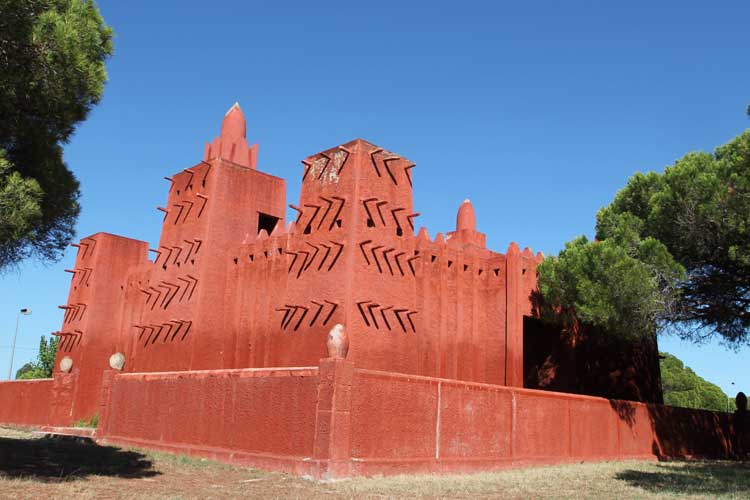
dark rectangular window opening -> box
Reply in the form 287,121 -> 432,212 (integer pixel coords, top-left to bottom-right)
258,212 -> 279,235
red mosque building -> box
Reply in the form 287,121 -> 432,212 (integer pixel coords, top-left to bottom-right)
0,104 -> 735,479
53,103 -> 545,419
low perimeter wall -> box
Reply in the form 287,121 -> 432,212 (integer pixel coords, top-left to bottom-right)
348,369 -> 735,476
98,366 -> 324,477
0,359 -> 739,479
0,379 -> 54,426
0,371 -> 79,427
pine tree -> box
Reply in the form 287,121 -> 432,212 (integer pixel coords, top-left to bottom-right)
0,0 -> 113,269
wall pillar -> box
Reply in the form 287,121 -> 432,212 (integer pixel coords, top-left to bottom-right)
313,357 -> 354,479
49,370 -> 78,426
97,369 -> 117,436
505,243 -> 524,387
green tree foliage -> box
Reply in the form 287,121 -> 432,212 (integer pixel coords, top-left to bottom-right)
536,215 -> 684,340
539,131 -> 750,345
15,335 -> 58,379
598,132 -> 750,344
660,352 -> 735,412
14,361 -> 36,379
0,0 -> 112,270
0,151 -> 43,252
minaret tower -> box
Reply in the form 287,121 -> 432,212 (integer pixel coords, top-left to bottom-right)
447,199 -> 486,247
204,102 -> 258,168
128,103 -> 285,372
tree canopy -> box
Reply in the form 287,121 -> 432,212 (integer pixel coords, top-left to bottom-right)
15,335 -> 58,379
660,351 -> 735,412
538,131 -> 750,345
0,0 -> 112,270
597,131 -> 750,344
536,217 -> 684,341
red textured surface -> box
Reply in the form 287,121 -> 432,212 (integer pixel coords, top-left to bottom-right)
346,369 -> 735,477
439,383 -> 513,459
568,398 -> 620,459
514,391 -> 571,459
103,367 -> 318,456
0,360 -> 739,479
617,401 -> 657,457
523,317 -> 664,404
96,361 -> 356,478
54,232 -> 149,420
350,371 -> 438,460
0,379 -> 53,426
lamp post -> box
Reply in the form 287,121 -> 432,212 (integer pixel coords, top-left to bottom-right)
728,381 -> 736,413
8,308 -> 31,380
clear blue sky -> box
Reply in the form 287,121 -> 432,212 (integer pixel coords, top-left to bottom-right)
1,1 -> 748,399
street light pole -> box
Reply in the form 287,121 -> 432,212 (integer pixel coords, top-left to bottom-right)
8,308 -> 31,380
728,381 -> 736,413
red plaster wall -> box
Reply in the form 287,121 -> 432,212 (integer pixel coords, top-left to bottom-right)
568,397 -> 621,459
1,364 -> 737,480
0,380 -> 53,426
54,233 -> 149,420
350,370 -> 438,460
348,369 -> 735,476
100,367 -> 320,474
190,163 -> 286,370
439,383 -> 513,460
124,159 -> 286,374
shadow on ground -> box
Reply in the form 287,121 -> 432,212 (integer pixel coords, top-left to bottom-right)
0,435 -> 159,482
616,461 -> 750,497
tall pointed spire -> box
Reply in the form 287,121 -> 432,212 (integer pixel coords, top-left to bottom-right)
447,198 -> 486,248
204,102 -> 257,169
220,102 -> 246,142
456,199 -> 477,232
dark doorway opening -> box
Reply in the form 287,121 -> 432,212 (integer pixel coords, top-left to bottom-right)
523,316 -> 663,403
523,316 -> 573,393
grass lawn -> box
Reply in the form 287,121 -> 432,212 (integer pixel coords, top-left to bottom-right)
0,426 -> 748,499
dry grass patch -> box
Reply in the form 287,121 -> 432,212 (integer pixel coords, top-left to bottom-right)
340,461 -> 750,499
0,426 -> 748,499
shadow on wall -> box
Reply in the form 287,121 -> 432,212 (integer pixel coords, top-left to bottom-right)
523,316 -> 664,404
650,405 -> 735,459
609,399 -> 637,426
525,294 -> 739,460
615,461 -> 750,497
608,398 -> 737,460
0,435 -> 158,481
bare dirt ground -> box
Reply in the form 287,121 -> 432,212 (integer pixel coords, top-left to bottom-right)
0,426 -> 748,499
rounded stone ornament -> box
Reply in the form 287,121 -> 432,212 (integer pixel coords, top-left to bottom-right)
59,356 -> 73,373
109,352 -> 126,371
326,324 -> 349,359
